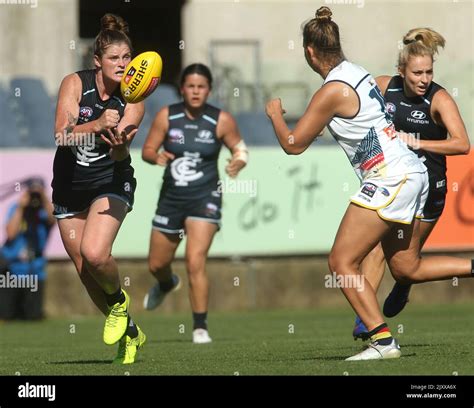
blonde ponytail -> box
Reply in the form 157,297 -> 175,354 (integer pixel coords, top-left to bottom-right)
398,28 -> 445,69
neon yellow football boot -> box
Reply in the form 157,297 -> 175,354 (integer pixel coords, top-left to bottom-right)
113,325 -> 147,364
103,289 -> 130,345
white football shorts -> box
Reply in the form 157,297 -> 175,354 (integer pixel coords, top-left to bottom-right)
350,171 -> 429,224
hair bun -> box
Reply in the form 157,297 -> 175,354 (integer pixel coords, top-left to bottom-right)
402,28 -> 446,55
100,13 -> 129,34
315,6 -> 332,22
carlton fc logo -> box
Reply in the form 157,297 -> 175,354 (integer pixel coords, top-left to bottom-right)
171,152 -> 204,186
411,110 -> 426,120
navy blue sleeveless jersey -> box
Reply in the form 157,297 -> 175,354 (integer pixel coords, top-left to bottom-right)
160,102 -> 222,198
384,75 -> 447,180
52,69 -> 133,190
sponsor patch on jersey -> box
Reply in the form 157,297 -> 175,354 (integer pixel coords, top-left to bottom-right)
407,110 -> 429,125
205,203 -> 218,216
79,106 -> 93,119
379,187 -> 390,197
195,129 -> 214,144
383,124 -> 397,140
410,110 -> 426,120
53,204 -> 68,215
436,179 -> 446,188
155,215 -> 169,226
361,182 -> 378,198
169,128 -> 185,144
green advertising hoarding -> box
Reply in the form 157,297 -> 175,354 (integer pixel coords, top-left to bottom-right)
114,146 -> 360,257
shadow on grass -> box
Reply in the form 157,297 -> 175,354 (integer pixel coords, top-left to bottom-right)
249,352 -> 419,362
400,343 -> 435,347
48,360 -> 115,365
146,337 -> 235,344
146,339 -> 190,344
306,353 -> 418,361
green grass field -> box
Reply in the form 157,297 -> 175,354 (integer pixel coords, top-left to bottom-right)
0,303 -> 472,376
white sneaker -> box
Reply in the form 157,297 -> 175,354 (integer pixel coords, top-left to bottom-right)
143,274 -> 181,310
192,329 -> 212,344
345,338 -> 401,361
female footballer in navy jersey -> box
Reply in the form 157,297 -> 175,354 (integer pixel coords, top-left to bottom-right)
52,14 -> 146,364
352,28 -> 471,340
266,7 -> 473,360
142,64 -> 248,344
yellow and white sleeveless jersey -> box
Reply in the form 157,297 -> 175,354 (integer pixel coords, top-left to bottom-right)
324,61 -> 426,181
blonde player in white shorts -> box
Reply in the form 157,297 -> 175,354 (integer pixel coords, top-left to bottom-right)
266,6 -> 474,361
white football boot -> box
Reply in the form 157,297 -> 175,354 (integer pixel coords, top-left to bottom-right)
345,338 -> 401,361
192,329 -> 212,344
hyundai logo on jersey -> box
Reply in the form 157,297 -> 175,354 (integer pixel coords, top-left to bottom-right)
411,110 -> 426,120
196,129 -> 214,143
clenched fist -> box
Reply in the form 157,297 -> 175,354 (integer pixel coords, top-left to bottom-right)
97,109 -> 121,130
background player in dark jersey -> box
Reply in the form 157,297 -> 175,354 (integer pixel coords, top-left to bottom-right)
52,14 -> 146,363
352,28 -> 470,340
142,64 -> 248,344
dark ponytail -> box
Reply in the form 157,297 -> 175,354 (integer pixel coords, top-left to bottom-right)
94,13 -> 132,58
302,6 -> 344,58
